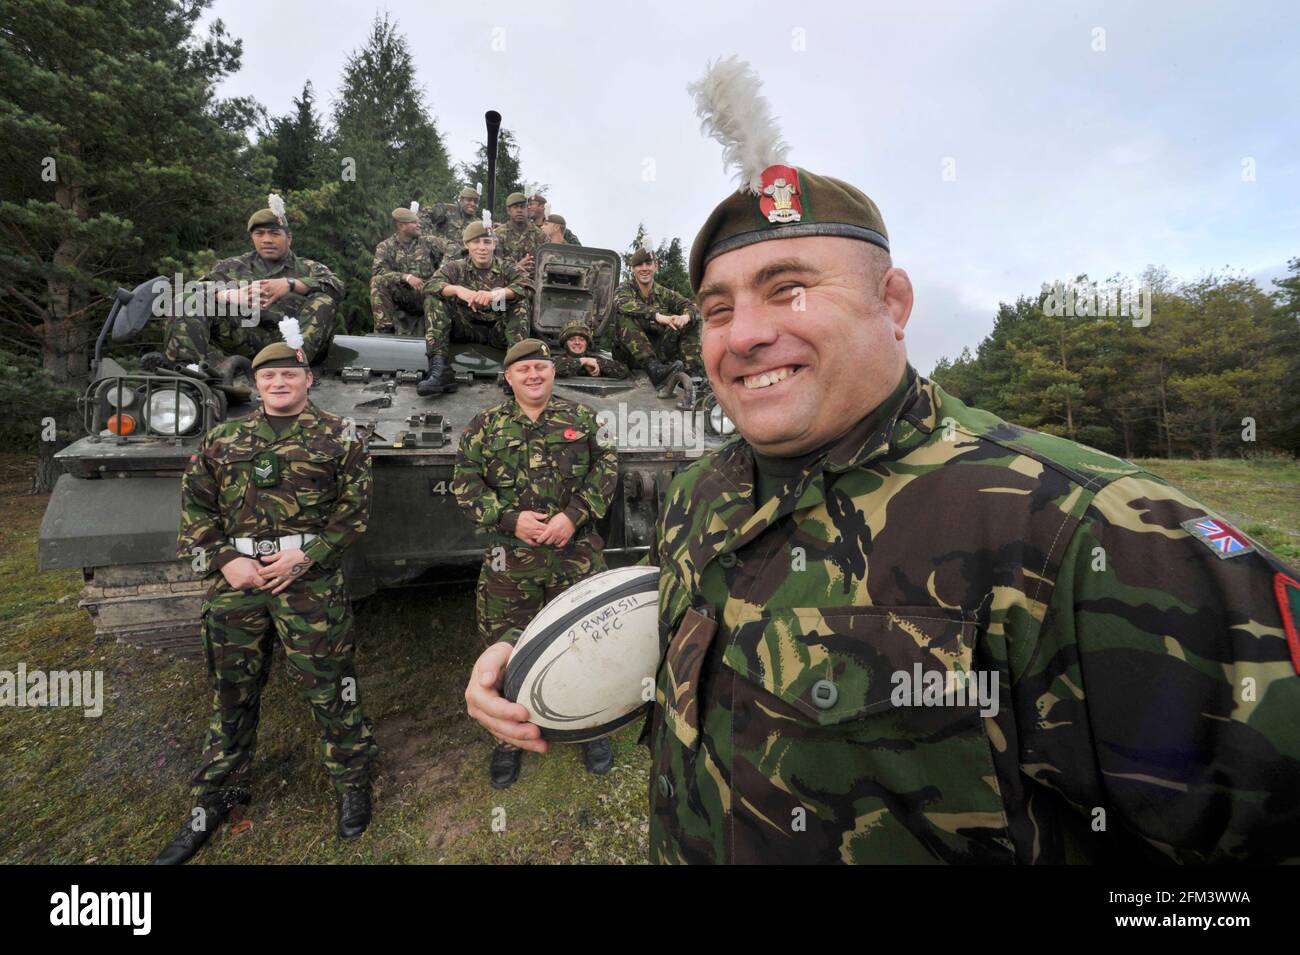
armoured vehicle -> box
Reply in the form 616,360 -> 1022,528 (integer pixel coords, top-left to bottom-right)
37,243 -> 732,654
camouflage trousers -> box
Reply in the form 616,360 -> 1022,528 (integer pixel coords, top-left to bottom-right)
370,275 -> 427,335
163,299 -> 336,366
596,315 -> 656,370
553,353 -> 630,380
475,536 -> 607,647
643,321 -> 703,376
191,568 -> 378,801
424,296 -> 530,359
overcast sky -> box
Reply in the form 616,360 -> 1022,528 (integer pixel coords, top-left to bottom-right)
204,0 -> 1299,374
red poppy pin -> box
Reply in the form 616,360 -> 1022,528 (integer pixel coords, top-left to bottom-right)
563,428 -> 579,440
759,165 -> 803,224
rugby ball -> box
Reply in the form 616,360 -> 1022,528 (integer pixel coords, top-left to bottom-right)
503,565 -> 661,743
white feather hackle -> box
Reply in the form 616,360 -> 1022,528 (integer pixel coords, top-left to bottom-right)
475,182 -> 483,196
687,56 -> 789,194
268,193 -> 286,220
410,201 -> 419,214
482,210 -> 493,229
278,317 -> 304,350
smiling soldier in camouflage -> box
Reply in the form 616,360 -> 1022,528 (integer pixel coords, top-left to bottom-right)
370,205 -> 445,335
464,57 -> 1300,865
155,328 -> 378,864
452,339 -> 619,788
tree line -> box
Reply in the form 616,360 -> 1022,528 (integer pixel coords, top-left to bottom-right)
930,264 -> 1300,459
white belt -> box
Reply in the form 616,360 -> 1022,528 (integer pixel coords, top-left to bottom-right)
230,533 -> 317,557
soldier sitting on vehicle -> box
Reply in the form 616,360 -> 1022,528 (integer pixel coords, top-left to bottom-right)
493,192 -> 546,274
540,214 -> 577,246
370,205 -> 445,335
553,320 -> 628,379
162,196 -> 344,374
417,221 -> 533,397
419,186 -> 479,257
529,193 -> 581,245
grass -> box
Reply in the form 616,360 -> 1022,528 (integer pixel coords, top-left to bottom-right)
0,453 -> 649,865
3,452 -> 1297,864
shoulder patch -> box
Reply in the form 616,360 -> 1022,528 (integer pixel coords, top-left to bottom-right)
1273,573 -> 1300,674
1180,516 -> 1256,560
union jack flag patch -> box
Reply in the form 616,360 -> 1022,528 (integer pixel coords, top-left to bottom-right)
1180,516 -> 1256,559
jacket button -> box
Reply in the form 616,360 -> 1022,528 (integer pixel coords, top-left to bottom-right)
811,679 -> 838,709
719,553 -> 737,568
657,774 -> 674,799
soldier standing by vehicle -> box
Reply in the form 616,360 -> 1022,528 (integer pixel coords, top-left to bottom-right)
529,193 -> 581,245
463,57 -> 1300,864
418,221 -> 533,397
494,192 -> 547,274
553,320 -> 628,379
611,248 -> 703,377
155,328 -> 378,864
370,205 -> 444,335
163,196 -> 344,372
452,339 -> 619,789
420,185 -> 480,255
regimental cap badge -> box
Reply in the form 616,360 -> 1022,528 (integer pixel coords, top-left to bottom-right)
759,164 -> 802,223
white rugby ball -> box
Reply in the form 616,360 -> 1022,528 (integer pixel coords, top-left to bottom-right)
503,565 -> 661,743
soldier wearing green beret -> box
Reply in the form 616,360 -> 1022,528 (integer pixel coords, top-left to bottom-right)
465,57 -> 1300,864
540,213 -> 582,247
418,221 -> 534,397
529,193 -> 582,245
163,196 -> 344,372
155,329 -> 378,864
553,320 -> 629,379
370,205 -> 445,335
493,192 -> 547,274
610,247 -> 703,378
419,186 -> 480,256
451,338 -> 620,788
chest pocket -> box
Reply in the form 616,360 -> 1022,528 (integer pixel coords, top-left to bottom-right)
548,428 -> 590,477
207,443 -> 257,502
270,444 -> 338,512
717,605 -> 1014,864
485,435 -> 524,488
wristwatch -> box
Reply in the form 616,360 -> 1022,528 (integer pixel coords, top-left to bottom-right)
286,277 -> 297,294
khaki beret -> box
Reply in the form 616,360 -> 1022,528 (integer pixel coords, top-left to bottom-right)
247,208 -> 287,232
630,248 -> 655,267
528,192 -> 546,203
252,341 -> 309,371
559,321 -> 591,345
392,207 -> 418,223
462,220 -> 492,243
459,186 -> 480,200
504,338 -> 551,368
545,214 -> 566,227
505,192 -> 527,207
689,166 -> 889,292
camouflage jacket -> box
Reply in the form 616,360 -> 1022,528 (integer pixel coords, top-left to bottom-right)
371,234 -> 444,283
562,227 -> 581,246
451,396 -> 617,545
188,250 -> 344,325
178,403 -> 371,573
553,352 -> 629,380
648,369 -> 1300,864
419,200 -> 474,249
612,279 -> 698,336
493,220 -> 546,265
425,256 -> 533,316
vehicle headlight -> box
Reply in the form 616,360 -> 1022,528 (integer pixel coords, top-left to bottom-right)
708,400 -> 736,436
145,389 -> 199,435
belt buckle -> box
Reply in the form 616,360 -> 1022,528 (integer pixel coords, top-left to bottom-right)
255,539 -> 278,557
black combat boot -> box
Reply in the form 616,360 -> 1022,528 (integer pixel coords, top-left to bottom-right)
337,785 -> 372,840
151,792 -> 247,865
416,354 -> 455,397
581,737 -> 614,775
489,743 -> 523,790
646,358 -> 684,389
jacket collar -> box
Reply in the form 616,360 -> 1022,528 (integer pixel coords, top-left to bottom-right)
250,401 -> 318,444
681,367 -> 934,570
